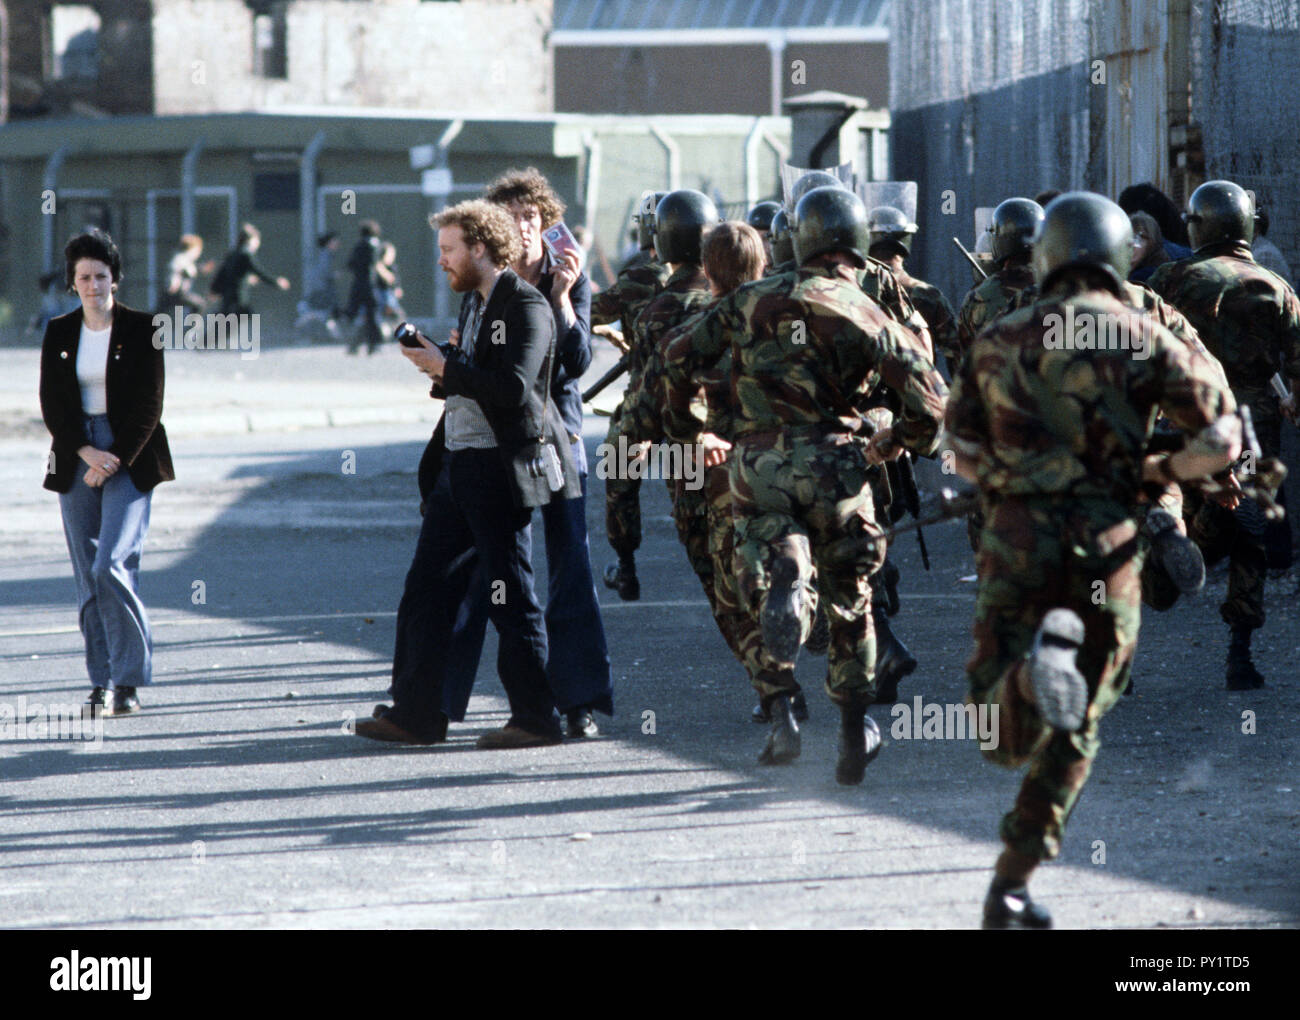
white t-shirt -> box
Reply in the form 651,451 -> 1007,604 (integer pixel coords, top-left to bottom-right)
76,323 -> 112,415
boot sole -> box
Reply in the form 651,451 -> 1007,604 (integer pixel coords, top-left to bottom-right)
1029,609 -> 1088,731
1147,510 -> 1206,595
762,557 -> 805,665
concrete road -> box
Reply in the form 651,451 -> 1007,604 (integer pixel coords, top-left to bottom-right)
0,343 -> 1297,929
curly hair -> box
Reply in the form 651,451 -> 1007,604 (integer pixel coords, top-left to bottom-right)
702,221 -> 766,295
483,166 -> 566,227
431,199 -> 523,268
64,229 -> 122,292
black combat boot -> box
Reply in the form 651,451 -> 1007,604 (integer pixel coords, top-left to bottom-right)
982,876 -> 1053,929
872,604 -> 918,705
602,553 -> 640,601
1225,625 -> 1266,689
751,690 -> 808,724
761,555 -> 807,666
757,692 -> 801,765
1145,508 -> 1206,595
835,703 -> 881,785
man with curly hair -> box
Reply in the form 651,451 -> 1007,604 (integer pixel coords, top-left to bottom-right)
434,168 -> 614,739
357,199 -> 583,750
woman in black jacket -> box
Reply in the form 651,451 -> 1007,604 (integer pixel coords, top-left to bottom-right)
39,230 -> 174,717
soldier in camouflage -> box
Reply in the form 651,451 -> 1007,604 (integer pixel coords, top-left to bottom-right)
944,192 -> 1240,929
617,190 -> 723,647
662,187 -> 948,785
954,198 -> 1044,376
595,190 -> 671,601
867,205 -> 957,369
1148,180 -> 1300,689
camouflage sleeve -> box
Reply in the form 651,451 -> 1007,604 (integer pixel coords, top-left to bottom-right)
940,337 -> 989,460
1143,288 -> 1231,392
865,318 -> 949,457
1278,288 -> 1300,391
1151,325 -> 1238,437
926,287 -> 960,372
661,300 -> 733,445
589,277 -> 625,326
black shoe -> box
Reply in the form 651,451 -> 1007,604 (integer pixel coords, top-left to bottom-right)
1027,609 -> 1088,731
84,687 -> 108,718
566,709 -> 599,738
603,560 -> 640,601
982,879 -> 1053,929
1145,509 -> 1206,595
761,556 -> 806,666
751,690 -> 807,724
1225,626 -> 1267,689
757,693 -> 801,765
873,608 -> 918,705
110,687 -> 140,715
835,706 -> 881,785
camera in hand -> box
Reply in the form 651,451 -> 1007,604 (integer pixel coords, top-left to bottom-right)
396,321 -> 454,356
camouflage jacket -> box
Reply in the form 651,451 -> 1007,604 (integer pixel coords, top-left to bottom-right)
1148,240 -> 1300,416
620,263 -> 713,443
955,258 -> 1036,371
590,251 -> 670,328
661,262 -> 947,454
896,268 -> 956,368
1014,277 -> 1229,391
861,256 -> 932,352
945,276 -> 1237,507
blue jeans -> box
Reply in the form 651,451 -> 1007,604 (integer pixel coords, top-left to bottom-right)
58,414 -> 154,690
387,449 -> 560,739
442,440 -> 613,720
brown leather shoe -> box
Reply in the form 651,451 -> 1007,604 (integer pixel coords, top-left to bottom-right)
476,725 -> 562,750
355,715 -> 441,745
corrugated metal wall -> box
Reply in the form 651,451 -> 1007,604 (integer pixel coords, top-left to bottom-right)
1193,0 -> 1300,284
888,0 -> 1102,309
889,0 -> 1300,311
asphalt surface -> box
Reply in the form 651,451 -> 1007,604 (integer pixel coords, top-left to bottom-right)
0,340 -> 1297,929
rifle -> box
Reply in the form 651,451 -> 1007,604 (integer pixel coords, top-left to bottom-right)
953,237 -> 988,281
582,354 -> 630,403
893,451 -> 931,570
880,487 -> 981,543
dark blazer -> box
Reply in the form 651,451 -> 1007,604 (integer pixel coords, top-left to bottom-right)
534,268 -> 593,438
39,302 -> 174,494
418,269 -> 582,511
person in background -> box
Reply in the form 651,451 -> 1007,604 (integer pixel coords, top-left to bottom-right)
374,241 -> 406,325
209,223 -> 290,315
1252,208 -> 1294,287
39,229 -> 174,717
345,221 -> 383,355
1128,211 -> 1172,283
296,232 -> 341,339
162,234 -> 212,314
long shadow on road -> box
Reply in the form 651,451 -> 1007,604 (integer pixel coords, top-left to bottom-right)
2,432 -> 1297,926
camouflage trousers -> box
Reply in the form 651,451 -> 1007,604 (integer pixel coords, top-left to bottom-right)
703,463 -> 788,690
730,430 -> 886,706
603,400 -> 642,556
968,496 -> 1142,862
1189,488 -> 1267,630
669,474 -> 753,665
